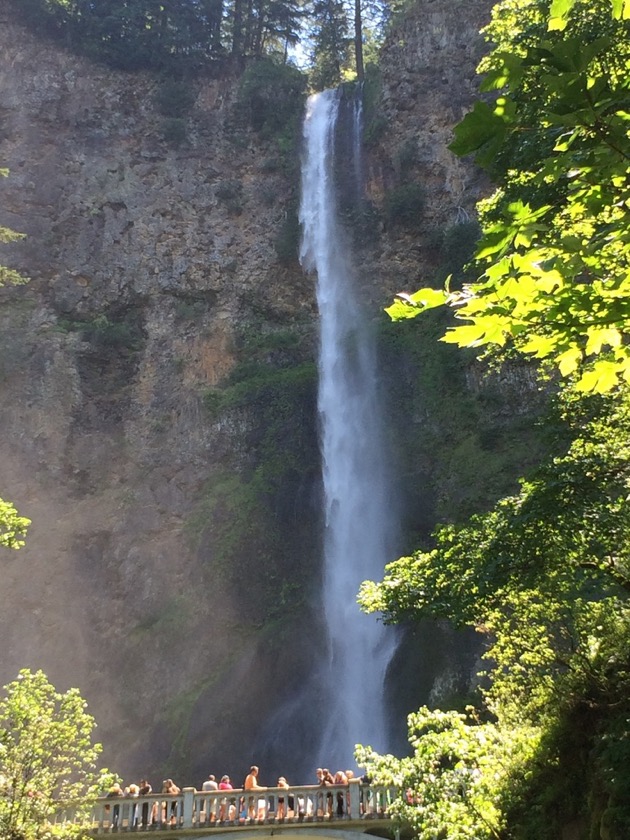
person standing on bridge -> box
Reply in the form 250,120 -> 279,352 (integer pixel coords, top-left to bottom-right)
218,774 -> 233,822
161,779 -> 180,826
244,765 -> 266,820
106,783 -> 124,829
126,783 -> 140,827
316,768 -> 334,817
276,776 -> 291,820
138,779 -> 153,828
333,770 -> 347,816
201,775 -> 218,822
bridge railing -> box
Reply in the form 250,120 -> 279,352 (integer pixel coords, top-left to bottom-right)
51,781 -> 400,833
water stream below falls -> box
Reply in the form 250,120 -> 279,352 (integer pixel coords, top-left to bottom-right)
299,88 -> 400,770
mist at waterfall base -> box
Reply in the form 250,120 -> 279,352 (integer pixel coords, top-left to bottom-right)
253,87 -> 404,783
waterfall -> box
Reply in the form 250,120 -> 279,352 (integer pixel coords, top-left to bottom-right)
299,88 -> 399,771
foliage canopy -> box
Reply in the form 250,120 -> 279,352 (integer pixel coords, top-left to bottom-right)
0,670 -> 114,840
7,0 -> 387,81
359,1 -> 630,836
0,499 -> 30,550
0,168 -> 28,289
386,0 -> 630,395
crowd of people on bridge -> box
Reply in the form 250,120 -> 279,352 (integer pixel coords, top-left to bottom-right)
105,764 -> 374,828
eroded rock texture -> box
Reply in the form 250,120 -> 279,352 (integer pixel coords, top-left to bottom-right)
0,0 -> 505,783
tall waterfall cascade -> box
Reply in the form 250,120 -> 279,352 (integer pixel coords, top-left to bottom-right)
299,88 -> 400,770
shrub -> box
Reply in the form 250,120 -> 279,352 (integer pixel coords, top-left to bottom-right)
81,314 -> 142,351
154,79 -> 197,118
216,180 -> 242,201
237,58 -> 307,138
385,183 -> 426,229
341,200 -> 381,247
161,117 -> 187,147
216,179 -> 244,215
437,219 -> 482,285
395,136 -> 418,177
274,205 -> 301,265
362,63 -> 388,147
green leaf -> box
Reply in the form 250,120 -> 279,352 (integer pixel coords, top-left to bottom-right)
0,498 -> 30,549
441,317 -> 509,347
548,0 -> 576,31
611,0 -> 630,19
385,288 -> 448,321
585,327 -> 622,355
449,101 -> 508,162
576,360 -> 623,393
557,346 -> 583,375
480,52 -> 524,92
520,334 -> 562,358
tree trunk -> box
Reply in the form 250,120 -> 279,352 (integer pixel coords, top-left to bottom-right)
354,0 -> 364,81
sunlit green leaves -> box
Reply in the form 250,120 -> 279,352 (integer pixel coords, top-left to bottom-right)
0,168 -> 28,287
449,100 -> 511,168
0,498 -> 30,549
372,3 -> 630,829
548,0 -> 577,31
388,0 -> 630,394
384,287 -> 449,320
610,0 -> 630,19
356,710 -> 539,840
0,670 -> 115,840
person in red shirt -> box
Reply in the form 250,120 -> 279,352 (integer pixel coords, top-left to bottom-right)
218,775 -> 233,822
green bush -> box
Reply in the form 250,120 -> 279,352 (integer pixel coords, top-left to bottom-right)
81,314 -> 143,351
242,330 -> 300,354
161,117 -> 187,147
385,183 -> 426,229
437,218 -> 482,285
174,299 -> 207,319
202,389 -> 222,418
341,200 -> 381,247
237,58 -> 307,139
364,115 -> 388,147
362,63 -> 388,147
154,80 -> 196,118
202,362 -> 317,434
395,136 -> 418,177
274,205 -> 301,265
216,179 -> 244,215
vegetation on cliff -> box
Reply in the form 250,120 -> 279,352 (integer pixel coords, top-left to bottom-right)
387,0 -> 630,396
7,0 -> 390,84
0,171 -> 29,554
0,171 -> 28,290
0,499 -> 29,551
359,0 -> 630,837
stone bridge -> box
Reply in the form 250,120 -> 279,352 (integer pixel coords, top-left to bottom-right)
52,782 -> 401,839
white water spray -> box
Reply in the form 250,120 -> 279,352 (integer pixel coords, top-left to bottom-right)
300,89 -> 399,770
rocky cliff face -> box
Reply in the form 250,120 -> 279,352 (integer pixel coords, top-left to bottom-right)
0,0 -> 524,785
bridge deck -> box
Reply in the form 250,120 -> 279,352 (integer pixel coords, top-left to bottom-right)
93,818 -> 395,839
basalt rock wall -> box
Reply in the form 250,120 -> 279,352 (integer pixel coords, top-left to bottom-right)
0,0 -> 522,785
